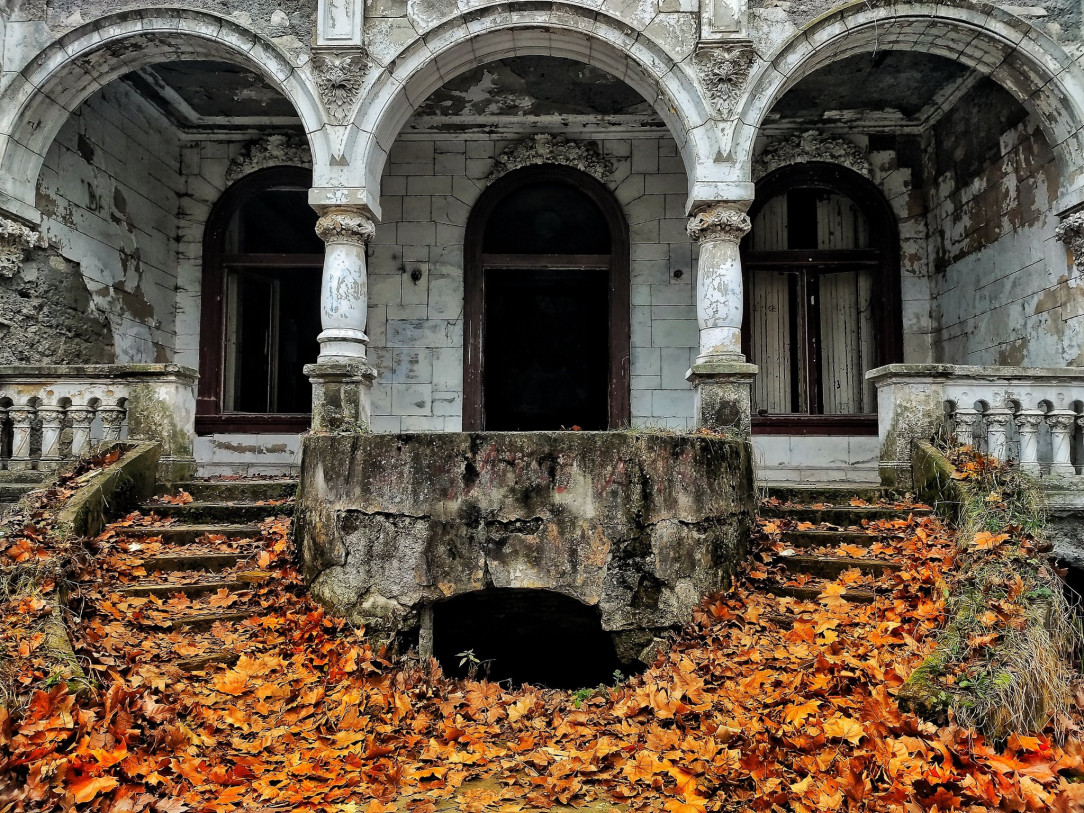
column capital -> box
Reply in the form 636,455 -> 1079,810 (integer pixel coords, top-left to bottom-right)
315,207 -> 376,247
687,203 -> 752,243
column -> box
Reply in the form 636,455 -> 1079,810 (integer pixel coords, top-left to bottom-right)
1047,409 -> 1077,477
99,405 -> 127,446
952,407 -> 981,447
685,202 -> 758,434
984,408 -> 1013,462
69,405 -> 96,459
8,406 -> 35,471
37,405 -> 66,469
307,205 -> 378,432
1014,409 -> 1044,475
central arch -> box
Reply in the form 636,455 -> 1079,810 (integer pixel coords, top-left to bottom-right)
346,3 -> 718,216
734,0 -> 1084,200
463,165 -> 631,431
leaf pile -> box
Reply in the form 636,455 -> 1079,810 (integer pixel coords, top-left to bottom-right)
3,491 -> 1084,811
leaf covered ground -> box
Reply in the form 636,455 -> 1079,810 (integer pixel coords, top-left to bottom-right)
3,483 -> 1084,812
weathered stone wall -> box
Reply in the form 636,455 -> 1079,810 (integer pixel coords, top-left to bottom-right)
369,130 -> 700,432
33,80 -> 184,363
296,431 -> 755,663
926,80 -> 1075,367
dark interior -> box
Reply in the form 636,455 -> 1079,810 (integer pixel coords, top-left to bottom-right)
432,588 -> 625,689
482,182 -> 611,255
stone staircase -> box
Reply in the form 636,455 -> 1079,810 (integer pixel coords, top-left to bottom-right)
755,485 -> 932,606
0,470 -> 50,514
101,477 -> 297,672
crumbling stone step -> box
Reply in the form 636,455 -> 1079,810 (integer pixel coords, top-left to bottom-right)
177,651 -> 239,672
765,584 -> 878,604
774,554 -> 902,579
781,529 -> 877,548
0,470 -> 50,484
161,479 -> 297,502
168,609 -> 266,631
760,505 -> 931,524
0,483 -> 37,501
115,571 -> 271,598
762,485 -> 886,505
140,552 -> 244,573
113,524 -> 263,543
139,502 -> 293,523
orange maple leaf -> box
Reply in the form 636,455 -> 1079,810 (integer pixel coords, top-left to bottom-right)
823,715 -> 864,745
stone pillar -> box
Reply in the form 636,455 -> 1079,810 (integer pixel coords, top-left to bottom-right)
953,407 -> 981,447
984,408 -> 1013,462
315,206 -> 375,362
9,406 -> 35,471
308,206 -> 378,432
1014,410 -> 1044,475
69,406 -> 96,459
99,406 -> 127,446
37,405 -> 66,468
685,202 -> 758,434
1047,409 -> 1077,477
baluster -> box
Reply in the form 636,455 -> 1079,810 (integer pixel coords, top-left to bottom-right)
953,407 -> 981,447
985,408 -> 1014,461
69,404 -> 96,459
1047,409 -> 1078,477
8,406 -> 35,471
1014,409 -> 1045,475
37,405 -> 66,470
98,405 -> 126,446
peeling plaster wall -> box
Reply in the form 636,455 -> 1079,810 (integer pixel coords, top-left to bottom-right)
926,82 -> 1081,367
34,80 -> 184,363
368,129 -> 699,433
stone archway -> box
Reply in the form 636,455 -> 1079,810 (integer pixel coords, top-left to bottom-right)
0,8 -> 328,222
732,0 -> 1084,202
338,2 -> 720,218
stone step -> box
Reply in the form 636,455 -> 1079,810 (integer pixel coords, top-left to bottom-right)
113,524 -> 263,544
762,485 -> 887,505
167,609 -> 266,631
177,651 -> 239,672
140,552 -> 244,573
765,584 -> 878,604
114,570 -> 271,598
0,470 -> 51,484
780,529 -> 878,549
0,483 -> 38,501
161,479 -> 297,502
760,505 -> 931,525
139,502 -> 293,523
774,554 -> 902,579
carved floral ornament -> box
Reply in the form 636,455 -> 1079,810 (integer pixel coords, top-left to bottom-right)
753,132 -> 873,180
694,45 -> 757,117
487,134 -> 615,185
0,216 -> 48,279
312,49 -> 370,125
1055,211 -> 1084,272
687,205 -> 752,243
226,135 -> 313,184
315,209 -> 376,246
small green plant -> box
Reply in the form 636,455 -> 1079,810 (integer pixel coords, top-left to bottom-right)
456,649 -> 494,681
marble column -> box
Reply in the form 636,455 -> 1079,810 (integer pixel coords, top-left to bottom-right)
685,202 -> 758,434
307,205 -> 378,432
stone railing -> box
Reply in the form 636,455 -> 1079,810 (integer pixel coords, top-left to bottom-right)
0,365 -> 198,477
868,364 -> 1084,487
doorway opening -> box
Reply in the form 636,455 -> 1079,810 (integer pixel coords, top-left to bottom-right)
431,589 -> 628,689
197,167 -> 323,434
743,163 -> 902,433
464,165 -> 630,431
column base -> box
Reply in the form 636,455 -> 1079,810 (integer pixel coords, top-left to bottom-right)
686,361 -> 758,436
305,361 -> 378,432
317,328 -> 369,362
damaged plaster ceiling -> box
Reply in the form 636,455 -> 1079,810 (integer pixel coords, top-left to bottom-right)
765,51 -> 980,133
123,60 -> 302,132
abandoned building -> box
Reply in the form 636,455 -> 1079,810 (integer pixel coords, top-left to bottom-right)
4,0 -> 1084,672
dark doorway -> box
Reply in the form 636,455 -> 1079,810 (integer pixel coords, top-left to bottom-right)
432,589 -> 625,689
464,165 -> 630,431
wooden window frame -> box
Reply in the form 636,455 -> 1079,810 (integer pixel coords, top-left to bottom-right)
742,162 -> 903,436
463,165 -> 631,431
196,166 -> 318,435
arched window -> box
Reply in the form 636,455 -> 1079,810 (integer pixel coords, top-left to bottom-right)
197,167 -> 323,434
743,163 -> 902,433
464,165 -> 630,430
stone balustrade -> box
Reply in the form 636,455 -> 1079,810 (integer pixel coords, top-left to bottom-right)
868,364 -> 1084,487
0,365 -> 198,477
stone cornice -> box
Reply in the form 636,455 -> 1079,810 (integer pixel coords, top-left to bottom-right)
687,205 -> 751,243
487,134 -> 614,185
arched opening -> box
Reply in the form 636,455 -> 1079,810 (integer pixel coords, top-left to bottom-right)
197,167 -> 322,434
464,165 -> 630,431
431,589 -> 626,689
743,163 -> 901,433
